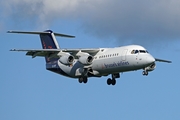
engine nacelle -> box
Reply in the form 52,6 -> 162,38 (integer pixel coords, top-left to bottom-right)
78,55 -> 94,65
59,55 -> 74,65
145,63 -> 156,71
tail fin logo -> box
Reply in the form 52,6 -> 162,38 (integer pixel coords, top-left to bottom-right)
42,41 -> 46,49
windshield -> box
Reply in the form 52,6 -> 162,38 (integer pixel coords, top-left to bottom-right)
131,49 -> 148,54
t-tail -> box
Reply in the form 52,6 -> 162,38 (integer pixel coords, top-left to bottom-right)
7,30 -> 75,63
39,30 -> 60,63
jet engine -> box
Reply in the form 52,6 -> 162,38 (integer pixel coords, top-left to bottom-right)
59,55 -> 74,65
78,55 -> 94,65
145,63 -> 156,71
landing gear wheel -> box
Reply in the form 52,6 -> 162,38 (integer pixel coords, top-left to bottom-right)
107,78 -> 116,85
78,78 -> 83,83
78,77 -> 88,84
111,78 -> 116,85
142,71 -> 148,76
142,71 -> 145,75
107,78 -> 112,85
83,77 -> 88,84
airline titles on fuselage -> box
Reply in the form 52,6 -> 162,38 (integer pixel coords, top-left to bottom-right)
104,61 -> 129,68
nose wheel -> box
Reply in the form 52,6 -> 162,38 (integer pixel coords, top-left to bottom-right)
142,71 -> 148,76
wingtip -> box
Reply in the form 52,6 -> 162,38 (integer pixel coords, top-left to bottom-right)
165,60 -> 172,63
10,49 -> 16,51
7,30 -> 17,33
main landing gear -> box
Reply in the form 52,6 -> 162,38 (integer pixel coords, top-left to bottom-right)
78,77 -> 88,84
107,78 -> 116,85
78,73 -> 120,86
107,73 -> 120,86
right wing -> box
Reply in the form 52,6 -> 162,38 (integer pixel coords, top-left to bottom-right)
155,58 -> 172,63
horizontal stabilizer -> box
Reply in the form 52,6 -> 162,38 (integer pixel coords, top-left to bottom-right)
7,30 -> 75,38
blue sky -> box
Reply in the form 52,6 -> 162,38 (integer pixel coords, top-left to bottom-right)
1,0 -> 180,120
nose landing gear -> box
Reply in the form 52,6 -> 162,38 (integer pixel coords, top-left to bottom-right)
142,71 -> 148,76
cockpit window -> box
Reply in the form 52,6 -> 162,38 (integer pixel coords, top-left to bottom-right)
131,49 -> 148,54
139,50 -> 146,53
131,50 -> 135,54
135,50 -> 139,54
131,50 -> 139,54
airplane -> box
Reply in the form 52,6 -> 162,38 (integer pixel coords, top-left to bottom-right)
8,30 -> 171,85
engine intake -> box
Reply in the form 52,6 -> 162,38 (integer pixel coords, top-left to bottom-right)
59,55 -> 74,65
78,55 -> 94,65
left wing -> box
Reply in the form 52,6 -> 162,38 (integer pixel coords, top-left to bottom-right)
10,48 -> 100,58
10,49 -> 61,58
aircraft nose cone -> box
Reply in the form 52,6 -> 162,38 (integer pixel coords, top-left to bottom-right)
146,55 -> 155,64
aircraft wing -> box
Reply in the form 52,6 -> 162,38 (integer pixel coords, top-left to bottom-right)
62,48 -> 100,56
10,48 -> 100,58
155,58 -> 172,63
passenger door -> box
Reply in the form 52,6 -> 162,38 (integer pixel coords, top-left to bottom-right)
121,49 -> 128,61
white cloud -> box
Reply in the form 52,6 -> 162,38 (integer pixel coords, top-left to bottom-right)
1,0 -> 180,45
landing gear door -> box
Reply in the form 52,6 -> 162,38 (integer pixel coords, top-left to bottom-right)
121,49 -> 128,61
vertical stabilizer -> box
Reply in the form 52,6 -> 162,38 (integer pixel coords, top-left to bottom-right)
39,30 -> 60,63
40,30 -> 60,49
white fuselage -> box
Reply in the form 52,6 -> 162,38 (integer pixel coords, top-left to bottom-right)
57,45 -> 155,78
